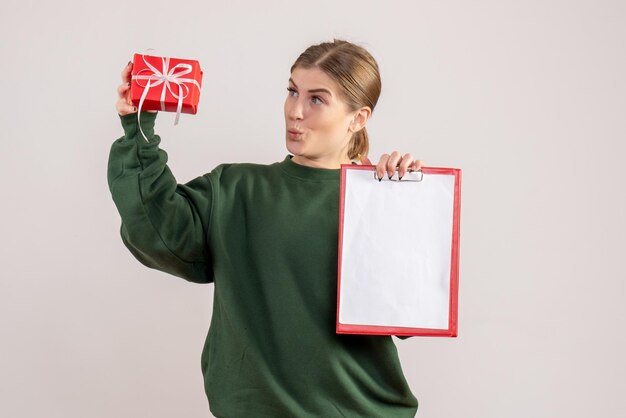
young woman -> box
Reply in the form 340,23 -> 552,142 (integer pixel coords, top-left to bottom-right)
110,40 -> 422,417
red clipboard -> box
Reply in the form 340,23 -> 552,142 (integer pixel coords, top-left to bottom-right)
336,165 -> 461,337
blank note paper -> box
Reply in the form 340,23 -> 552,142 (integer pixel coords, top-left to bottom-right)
336,165 -> 461,337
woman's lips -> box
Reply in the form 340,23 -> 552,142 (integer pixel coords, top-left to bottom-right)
287,129 -> 303,139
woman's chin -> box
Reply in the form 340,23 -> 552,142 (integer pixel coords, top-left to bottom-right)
286,140 -> 305,156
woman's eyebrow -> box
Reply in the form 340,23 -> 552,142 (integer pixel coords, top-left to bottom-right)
288,78 -> 333,96
308,88 -> 332,96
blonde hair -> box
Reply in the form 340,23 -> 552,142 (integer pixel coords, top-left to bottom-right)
290,40 -> 381,160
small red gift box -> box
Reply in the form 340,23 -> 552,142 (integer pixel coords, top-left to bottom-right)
130,53 -> 203,116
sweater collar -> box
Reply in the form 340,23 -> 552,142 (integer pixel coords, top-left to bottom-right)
279,155 -> 341,181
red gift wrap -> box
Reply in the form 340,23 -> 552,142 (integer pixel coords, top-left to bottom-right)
130,53 -> 203,116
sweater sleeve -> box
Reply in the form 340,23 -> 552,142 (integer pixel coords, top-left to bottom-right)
107,112 -> 213,283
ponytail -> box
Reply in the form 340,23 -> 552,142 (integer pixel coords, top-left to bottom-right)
348,128 -> 369,161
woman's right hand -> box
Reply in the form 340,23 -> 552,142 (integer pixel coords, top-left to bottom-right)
117,61 -> 158,116
116,61 -> 137,116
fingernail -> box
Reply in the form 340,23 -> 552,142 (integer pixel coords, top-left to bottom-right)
133,107 -> 137,112
127,61 -> 132,66
399,176 -> 403,181
388,174 -> 393,180
127,81 -> 131,86
378,177 -> 382,182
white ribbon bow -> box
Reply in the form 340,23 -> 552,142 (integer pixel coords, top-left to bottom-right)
132,54 -> 201,141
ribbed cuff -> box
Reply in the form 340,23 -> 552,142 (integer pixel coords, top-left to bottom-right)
119,112 -> 158,142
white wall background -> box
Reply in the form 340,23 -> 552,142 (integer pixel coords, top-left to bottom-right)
1,1 -> 624,417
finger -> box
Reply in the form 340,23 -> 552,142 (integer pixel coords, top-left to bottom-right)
386,151 -> 401,179
409,159 -> 424,172
116,99 -> 137,116
398,153 -> 413,179
376,154 -> 390,181
117,82 -> 131,99
121,60 -> 133,83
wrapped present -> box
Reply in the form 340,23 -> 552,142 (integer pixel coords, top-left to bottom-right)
130,53 -> 203,123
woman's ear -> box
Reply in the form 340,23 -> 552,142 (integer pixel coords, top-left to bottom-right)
350,107 -> 372,133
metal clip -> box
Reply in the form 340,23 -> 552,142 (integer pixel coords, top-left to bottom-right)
374,169 -> 423,182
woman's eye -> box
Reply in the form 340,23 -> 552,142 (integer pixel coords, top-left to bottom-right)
311,96 -> 323,105
287,87 -> 298,97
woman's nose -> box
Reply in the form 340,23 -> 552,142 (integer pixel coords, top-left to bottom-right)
287,99 -> 304,120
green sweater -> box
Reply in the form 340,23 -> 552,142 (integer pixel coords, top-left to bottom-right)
108,112 -> 418,418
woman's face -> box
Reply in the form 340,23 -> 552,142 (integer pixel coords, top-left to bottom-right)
284,67 -> 356,169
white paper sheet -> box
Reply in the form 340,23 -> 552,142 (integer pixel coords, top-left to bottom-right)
338,169 -> 456,329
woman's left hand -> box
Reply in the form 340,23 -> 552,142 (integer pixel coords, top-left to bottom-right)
362,151 -> 424,180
